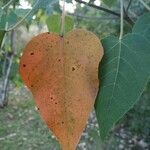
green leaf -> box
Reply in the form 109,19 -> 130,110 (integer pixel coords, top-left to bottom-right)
133,13 -> 150,40
46,14 -> 74,33
7,11 -> 18,27
0,9 -> 18,30
102,0 -> 116,6
0,11 -> 6,30
95,12 -> 150,140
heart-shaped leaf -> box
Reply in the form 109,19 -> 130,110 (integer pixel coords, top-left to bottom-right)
95,12 -> 150,140
19,29 -> 103,150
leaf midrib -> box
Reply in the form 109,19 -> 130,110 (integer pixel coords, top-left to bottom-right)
107,40 -> 122,110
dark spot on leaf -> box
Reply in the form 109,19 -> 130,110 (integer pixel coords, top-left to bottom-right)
37,107 -> 40,110
67,41 -> 69,44
55,102 -> 57,105
50,97 -> 53,100
62,121 -> 64,124
23,64 -> 26,67
47,32 -> 50,34
58,59 -> 61,62
31,85 -> 34,87
72,67 -> 75,71
30,52 -> 34,55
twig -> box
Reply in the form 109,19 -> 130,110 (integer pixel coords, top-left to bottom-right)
0,31 -> 6,49
75,0 -> 134,25
0,30 -> 16,107
0,50 -> 13,107
0,23 -> 8,50
2,52 -> 7,76
139,0 -> 150,11
1,24 -> 8,79
2,0 -> 14,9
119,0 -> 124,40
126,0 -> 132,12
0,5 -> 16,107
123,7 -> 134,26
75,0 -> 120,17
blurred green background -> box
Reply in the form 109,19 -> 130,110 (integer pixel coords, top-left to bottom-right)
0,0 -> 150,149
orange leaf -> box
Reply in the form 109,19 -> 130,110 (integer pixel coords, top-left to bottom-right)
19,29 -> 103,150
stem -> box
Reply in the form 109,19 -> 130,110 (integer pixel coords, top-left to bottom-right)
75,0 -> 134,25
2,52 -> 7,76
139,0 -> 150,11
0,30 -> 16,107
0,5 -> 16,108
2,0 -> 14,9
119,0 -> 124,40
1,23 -> 8,78
123,7 -> 134,26
60,0 -> 66,36
1,53 -> 14,107
75,0 -> 120,17
6,0 -> 40,32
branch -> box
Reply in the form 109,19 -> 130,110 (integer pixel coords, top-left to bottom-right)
139,0 -> 150,11
126,0 -> 132,12
75,0 -> 120,17
0,30 -> 16,107
75,0 -> 134,25
2,0 -> 14,9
